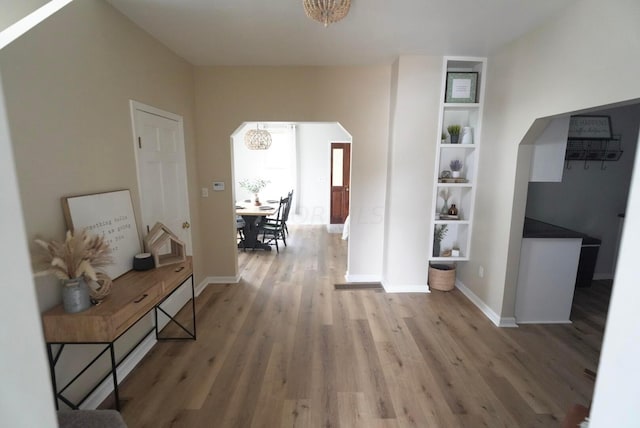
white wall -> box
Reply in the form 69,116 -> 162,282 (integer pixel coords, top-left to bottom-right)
295,122 -> 351,224
232,122 -> 297,202
590,128 -> 640,426
382,56 -> 440,291
526,104 -> 640,277
457,0 -> 640,323
231,122 -> 351,224
0,72 -> 57,427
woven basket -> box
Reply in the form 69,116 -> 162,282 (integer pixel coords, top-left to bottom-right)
428,263 -> 456,291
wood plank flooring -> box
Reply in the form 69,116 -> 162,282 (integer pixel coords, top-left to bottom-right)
116,226 -> 609,427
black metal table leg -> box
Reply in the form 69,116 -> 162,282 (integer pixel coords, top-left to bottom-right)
109,343 -> 120,411
46,344 -> 59,410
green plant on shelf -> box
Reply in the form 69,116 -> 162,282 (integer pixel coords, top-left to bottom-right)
447,125 -> 461,137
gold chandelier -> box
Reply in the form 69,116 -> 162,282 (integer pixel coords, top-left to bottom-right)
244,125 -> 272,150
303,0 -> 351,27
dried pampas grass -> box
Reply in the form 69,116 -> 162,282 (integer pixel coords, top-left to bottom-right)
35,229 -> 113,282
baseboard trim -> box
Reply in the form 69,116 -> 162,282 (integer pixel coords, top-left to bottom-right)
326,224 -> 344,234
80,333 -> 157,409
344,273 -> 382,283
516,319 -> 572,325
455,279 -> 518,328
382,284 -> 430,293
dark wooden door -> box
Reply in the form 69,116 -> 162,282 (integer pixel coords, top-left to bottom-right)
330,142 -> 350,224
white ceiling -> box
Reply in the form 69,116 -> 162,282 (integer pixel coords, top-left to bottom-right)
106,0 -> 575,66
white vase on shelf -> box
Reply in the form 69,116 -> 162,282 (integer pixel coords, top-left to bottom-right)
461,126 -> 473,144
451,171 -> 461,178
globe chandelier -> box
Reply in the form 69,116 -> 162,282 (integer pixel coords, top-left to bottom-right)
244,125 -> 272,150
303,0 -> 351,27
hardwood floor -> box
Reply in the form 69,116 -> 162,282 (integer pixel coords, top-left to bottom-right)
117,226 -> 608,427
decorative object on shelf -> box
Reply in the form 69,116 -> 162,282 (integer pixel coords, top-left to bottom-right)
451,248 -> 460,257
87,272 -> 113,304
441,132 -> 447,144
143,222 -> 186,268
440,170 -> 451,179
438,188 -> 450,215
448,204 -> 458,216
244,124 -> 272,150
433,224 -> 448,257
61,277 -> 91,313
439,178 -> 468,183
461,126 -> 473,144
450,159 -> 463,178
428,263 -> 456,291
568,115 -> 612,140
445,72 -> 478,103
35,229 -> 113,313
303,0 -> 351,27
447,125 -> 461,144
239,178 -> 270,205
133,252 -> 155,271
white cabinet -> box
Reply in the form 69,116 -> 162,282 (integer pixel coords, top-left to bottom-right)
430,57 -> 486,262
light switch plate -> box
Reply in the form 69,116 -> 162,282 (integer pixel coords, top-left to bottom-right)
213,181 -> 225,191
201,187 -> 209,197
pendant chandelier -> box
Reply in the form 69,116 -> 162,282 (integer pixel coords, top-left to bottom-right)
303,0 -> 351,27
244,125 -> 272,150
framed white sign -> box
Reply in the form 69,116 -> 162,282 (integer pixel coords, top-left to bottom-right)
568,115 -> 612,140
62,189 -> 141,279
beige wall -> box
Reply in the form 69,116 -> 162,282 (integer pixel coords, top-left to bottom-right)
0,0 -> 51,32
0,0 -> 200,405
460,0 -> 640,320
194,66 -> 391,279
0,0 -> 202,288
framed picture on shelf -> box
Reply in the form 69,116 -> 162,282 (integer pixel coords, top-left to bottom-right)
445,72 -> 478,103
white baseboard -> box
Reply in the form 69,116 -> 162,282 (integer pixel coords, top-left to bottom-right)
455,279 -> 518,328
382,283 -> 430,293
326,224 -> 344,234
344,273 -> 382,283
80,333 -> 157,409
516,319 -> 572,325
196,275 -> 241,296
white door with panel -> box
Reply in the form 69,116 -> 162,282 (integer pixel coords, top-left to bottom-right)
131,102 -> 192,255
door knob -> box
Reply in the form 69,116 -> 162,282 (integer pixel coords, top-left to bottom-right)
182,221 -> 191,229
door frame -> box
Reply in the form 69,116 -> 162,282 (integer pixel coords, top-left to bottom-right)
128,100 -> 192,254
329,141 -> 351,224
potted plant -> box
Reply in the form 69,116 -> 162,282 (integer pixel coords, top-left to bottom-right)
239,178 -> 270,206
433,224 -> 447,257
447,125 -> 461,144
35,229 -> 113,313
441,132 -> 447,144
450,159 -> 463,178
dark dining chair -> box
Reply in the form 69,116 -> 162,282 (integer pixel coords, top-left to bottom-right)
282,190 -> 293,237
259,196 -> 288,253
236,215 -> 246,246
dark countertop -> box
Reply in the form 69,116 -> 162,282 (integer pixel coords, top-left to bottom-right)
523,218 -> 600,244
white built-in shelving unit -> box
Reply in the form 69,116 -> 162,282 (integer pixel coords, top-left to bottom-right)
429,57 -> 487,262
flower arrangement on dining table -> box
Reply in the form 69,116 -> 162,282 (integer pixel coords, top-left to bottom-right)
239,178 -> 270,205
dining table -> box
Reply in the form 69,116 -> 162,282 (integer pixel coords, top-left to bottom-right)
236,201 -> 278,250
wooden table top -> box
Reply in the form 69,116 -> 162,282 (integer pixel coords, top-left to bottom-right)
235,203 -> 277,216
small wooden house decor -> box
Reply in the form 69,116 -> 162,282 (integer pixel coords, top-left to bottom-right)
143,222 -> 186,268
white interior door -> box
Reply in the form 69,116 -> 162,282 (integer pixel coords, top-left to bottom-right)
131,101 -> 192,254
